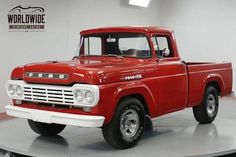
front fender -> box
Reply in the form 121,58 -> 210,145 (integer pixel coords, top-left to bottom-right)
112,82 -> 157,117
98,81 -> 157,125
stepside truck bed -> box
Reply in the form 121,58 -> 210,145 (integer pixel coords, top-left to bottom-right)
186,62 -> 233,107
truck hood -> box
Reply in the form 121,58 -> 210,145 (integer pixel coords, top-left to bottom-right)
19,57 -> 154,85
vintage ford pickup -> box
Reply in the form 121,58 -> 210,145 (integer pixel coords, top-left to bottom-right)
5,26 -> 232,149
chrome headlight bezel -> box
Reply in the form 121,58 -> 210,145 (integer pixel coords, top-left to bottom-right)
72,84 -> 99,107
6,81 -> 24,99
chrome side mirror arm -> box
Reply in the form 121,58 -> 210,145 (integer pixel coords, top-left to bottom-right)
162,48 -> 170,57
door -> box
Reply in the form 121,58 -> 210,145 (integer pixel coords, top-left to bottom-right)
152,35 -> 188,115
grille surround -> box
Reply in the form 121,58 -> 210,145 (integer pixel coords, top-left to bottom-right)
6,80 -> 100,107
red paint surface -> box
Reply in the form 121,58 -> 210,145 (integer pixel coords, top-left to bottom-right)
9,26 -> 233,125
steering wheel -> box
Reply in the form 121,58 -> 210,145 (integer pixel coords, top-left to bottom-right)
125,49 -> 137,56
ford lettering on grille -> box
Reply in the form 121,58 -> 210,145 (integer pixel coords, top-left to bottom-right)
25,72 -> 69,79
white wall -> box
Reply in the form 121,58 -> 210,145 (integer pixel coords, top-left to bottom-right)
160,0 -> 236,91
0,0 -> 160,112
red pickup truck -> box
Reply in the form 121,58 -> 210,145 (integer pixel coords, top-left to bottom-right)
6,26 -> 232,149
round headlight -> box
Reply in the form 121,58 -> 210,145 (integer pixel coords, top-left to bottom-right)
8,85 -> 15,95
75,90 -> 84,102
85,91 -> 94,103
16,85 -> 23,97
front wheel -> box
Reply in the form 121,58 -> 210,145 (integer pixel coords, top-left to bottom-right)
102,98 -> 146,149
193,86 -> 219,124
28,120 -> 66,136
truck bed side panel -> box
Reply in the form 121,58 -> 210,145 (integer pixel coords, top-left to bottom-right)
187,62 -> 232,107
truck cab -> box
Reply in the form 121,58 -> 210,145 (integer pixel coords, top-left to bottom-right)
78,26 -> 189,115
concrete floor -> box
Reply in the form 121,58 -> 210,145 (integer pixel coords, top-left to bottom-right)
0,97 -> 236,157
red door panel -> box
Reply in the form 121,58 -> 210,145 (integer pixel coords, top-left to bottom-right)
155,59 -> 188,115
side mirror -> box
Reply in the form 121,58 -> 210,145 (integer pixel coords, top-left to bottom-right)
162,48 -> 170,57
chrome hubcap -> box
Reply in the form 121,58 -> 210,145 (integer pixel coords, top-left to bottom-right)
120,109 -> 139,139
206,94 -> 216,117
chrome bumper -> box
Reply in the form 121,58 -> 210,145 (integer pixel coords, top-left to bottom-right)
5,105 -> 105,127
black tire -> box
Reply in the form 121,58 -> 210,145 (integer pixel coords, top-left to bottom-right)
28,120 -> 66,136
145,116 -> 153,131
102,98 -> 146,149
193,86 -> 219,124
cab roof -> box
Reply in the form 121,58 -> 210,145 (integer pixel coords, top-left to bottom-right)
80,26 -> 173,35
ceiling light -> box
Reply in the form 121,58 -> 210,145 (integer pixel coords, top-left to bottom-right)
129,0 -> 151,7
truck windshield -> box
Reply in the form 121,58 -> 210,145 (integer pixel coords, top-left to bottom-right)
75,33 -> 151,58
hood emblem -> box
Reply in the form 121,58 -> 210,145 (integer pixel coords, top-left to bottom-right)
25,72 -> 69,79
121,74 -> 142,81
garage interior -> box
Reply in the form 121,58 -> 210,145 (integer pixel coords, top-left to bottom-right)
0,0 -> 236,156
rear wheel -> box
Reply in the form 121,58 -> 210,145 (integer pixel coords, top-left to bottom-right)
28,120 -> 66,136
102,98 -> 146,149
193,86 -> 219,124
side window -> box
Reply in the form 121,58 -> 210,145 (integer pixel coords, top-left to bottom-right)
84,37 -> 102,55
152,36 -> 172,58
118,37 -> 151,58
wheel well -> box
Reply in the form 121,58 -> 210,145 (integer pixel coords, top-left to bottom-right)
206,81 -> 221,95
118,94 -> 150,116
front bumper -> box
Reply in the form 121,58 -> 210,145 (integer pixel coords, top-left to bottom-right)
5,105 -> 105,127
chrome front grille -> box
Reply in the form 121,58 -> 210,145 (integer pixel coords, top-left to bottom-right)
23,86 -> 75,105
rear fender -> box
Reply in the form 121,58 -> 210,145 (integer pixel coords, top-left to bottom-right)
203,73 -> 225,96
